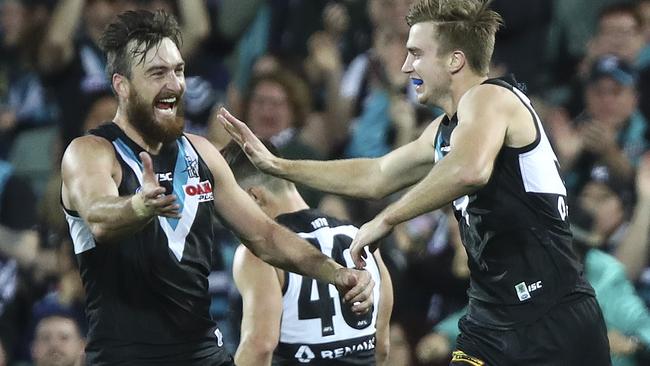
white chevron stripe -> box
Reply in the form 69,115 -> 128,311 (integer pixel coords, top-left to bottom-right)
112,137 -> 200,261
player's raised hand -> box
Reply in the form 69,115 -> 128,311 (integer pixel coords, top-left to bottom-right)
335,268 -> 374,314
216,107 -> 280,174
349,217 -> 392,268
132,151 -> 180,219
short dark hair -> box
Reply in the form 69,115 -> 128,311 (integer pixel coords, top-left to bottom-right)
221,140 -> 291,192
99,9 -> 182,82
406,0 -> 503,75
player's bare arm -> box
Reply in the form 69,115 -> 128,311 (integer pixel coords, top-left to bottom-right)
218,107 -> 440,199
233,245 -> 283,366
61,136 -> 180,243
350,85 -> 532,267
187,134 -> 374,313
373,250 -> 393,366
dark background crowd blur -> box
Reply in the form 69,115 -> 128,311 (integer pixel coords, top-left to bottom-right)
1,0 -> 650,365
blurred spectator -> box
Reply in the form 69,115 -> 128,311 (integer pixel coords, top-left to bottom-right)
490,0 -> 552,94
391,209 -> 469,366
0,0 -> 59,158
385,323 -> 412,366
549,54 -> 648,193
268,0 -> 356,62
615,153 -> 650,306
545,0 -> 623,95
559,3 -> 647,118
80,90 -> 117,132
584,3 -> 645,70
23,241 -> 85,354
38,0 -> 123,148
302,28 -> 346,155
0,340 -> 5,366
0,158 -> 43,363
341,26 -> 421,159
241,69 -> 325,207
31,314 -> 85,366
572,169 -> 630,252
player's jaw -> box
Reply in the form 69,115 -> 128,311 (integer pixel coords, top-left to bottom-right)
127,87 -> 185,144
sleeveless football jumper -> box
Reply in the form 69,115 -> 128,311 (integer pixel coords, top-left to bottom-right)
63,123 -> 231,365
433,77 -> 594,328
272,209 -> 382,366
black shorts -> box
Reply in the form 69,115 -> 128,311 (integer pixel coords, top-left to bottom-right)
84,338 -> 234,365
451,294 -> 611,366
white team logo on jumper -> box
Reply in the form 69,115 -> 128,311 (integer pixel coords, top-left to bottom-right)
515,280 -> 542,301
295,345 -> 315,363
214,328 -> 223,347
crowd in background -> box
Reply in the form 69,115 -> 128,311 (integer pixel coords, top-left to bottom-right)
1,0 -> 650,365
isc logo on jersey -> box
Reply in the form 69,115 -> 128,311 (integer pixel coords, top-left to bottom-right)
515,280 -> 542,301
183,180 -> 214,202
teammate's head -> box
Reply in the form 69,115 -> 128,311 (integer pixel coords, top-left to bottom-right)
100,9 -> 185,144
222,141 -> 306,217
31,315 -> 85,366
402,0 -> 502,104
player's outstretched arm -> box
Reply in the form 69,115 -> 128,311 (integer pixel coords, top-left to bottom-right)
373,251 -> 393,366
217,107 -> 439,199
188,134 -> 374,313
61,136 -> 180,243
233,245 -> 282,366
350,85 -> 513,267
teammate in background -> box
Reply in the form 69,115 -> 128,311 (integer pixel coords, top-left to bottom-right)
60,10 -> 373,365
223,141 -> 393,366
219,0 -> 611,364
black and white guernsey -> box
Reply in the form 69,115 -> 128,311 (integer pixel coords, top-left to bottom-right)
63,123 -> 230,364
272,209 -> 382,365
434,77 -> 594,329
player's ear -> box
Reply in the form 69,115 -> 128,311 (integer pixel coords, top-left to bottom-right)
113,73 -> 129,99
247,186 -> 266,206
449,50 -> 466,74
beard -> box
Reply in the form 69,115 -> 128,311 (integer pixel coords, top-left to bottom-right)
126,87 -> 185,145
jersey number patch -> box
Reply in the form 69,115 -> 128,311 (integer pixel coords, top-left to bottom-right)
297,235 -> 373,337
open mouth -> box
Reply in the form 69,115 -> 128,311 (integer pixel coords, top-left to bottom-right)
412,78 -> 424,86
154,96 -> 178,112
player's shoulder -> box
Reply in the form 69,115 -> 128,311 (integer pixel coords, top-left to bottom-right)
279,209 -> 357,233
463,82 -> 515,105
63,134 -> 115,162
458,82 -> 522,118
184,133 -> 214,153
183,133 -> 226,170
